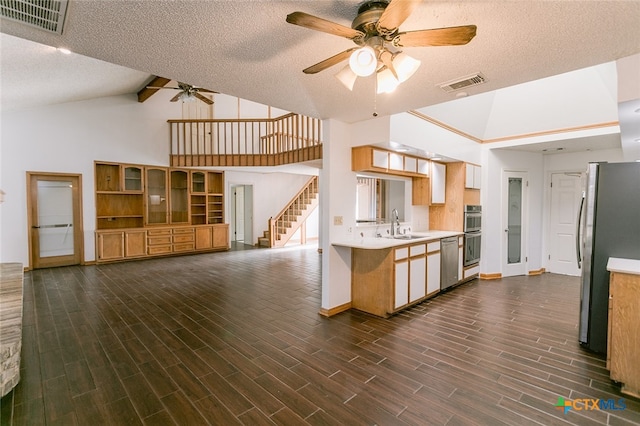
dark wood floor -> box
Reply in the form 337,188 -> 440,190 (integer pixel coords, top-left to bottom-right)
2,244 -> 639,425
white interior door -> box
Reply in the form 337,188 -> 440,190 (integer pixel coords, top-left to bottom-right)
548,172 -> 584,275
502,171 -> 528,277
230,184 -> 253,244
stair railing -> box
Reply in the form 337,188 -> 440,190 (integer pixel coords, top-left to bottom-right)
168,113 -> 322,167
268,175 -> 319,247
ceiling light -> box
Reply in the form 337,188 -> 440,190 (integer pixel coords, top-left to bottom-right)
335,65 -> 358,91
392,52 -> 420,83
178,92 -> 196,103
349,46 -> 377,77
376,68 -> 399,94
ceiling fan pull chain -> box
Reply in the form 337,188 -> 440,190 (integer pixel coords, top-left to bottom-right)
373,80 -> 378,117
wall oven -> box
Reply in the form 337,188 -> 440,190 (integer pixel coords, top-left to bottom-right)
464,205 -> 482,266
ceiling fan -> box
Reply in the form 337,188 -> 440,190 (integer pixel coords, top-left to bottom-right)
286,0 -> 477,93
147,82 -> 217,105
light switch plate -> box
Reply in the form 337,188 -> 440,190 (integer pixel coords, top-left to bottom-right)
334,216 -> 343,225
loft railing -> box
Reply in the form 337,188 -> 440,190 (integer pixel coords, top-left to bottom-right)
269,175 -> 319,248
168,113 -> 322,167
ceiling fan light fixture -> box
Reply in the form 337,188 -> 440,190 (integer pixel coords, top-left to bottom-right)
376,68 -> 400,94
178,91 -> 197,103
349,46 -> 377,77
335,65 -> 358,91
392,52 -> 421,83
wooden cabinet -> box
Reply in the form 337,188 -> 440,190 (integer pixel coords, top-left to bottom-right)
207,172 -> 224,224
607,269 -> 640,398
95,161 -> 228,263
352,145 -> 430,178
96,229 -> 147,261
393,248 -> 409,310
409,244 -> 427,303
191,171 -> 207,225
352,239 -> 441,317
427,241 -> 441,295
431,162 -> 446,204
170,170 -> 189,224
146,167 -> 168,225
465,163 -> 482,190
429,162 -> 481,232
412,177 -> 430,206
95,162 -> 144,229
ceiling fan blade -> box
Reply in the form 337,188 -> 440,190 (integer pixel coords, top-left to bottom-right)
394,25 -> 477,47
169,93 -> 182,102
147,86 -> 180,90
376,0 -> 422,34
303,48 -> 358,74
195,88 -> 218,94
194,93 -> 214,105
287,11 -> 364,41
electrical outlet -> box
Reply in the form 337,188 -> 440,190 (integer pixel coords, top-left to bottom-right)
334,216 -> 343,225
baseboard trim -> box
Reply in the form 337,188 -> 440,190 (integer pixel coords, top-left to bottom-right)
479,273 -> 502,280
319,302 -> 351,317
528,268 -> 546,276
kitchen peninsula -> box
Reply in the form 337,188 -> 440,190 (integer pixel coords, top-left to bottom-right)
333,231 -> 467,317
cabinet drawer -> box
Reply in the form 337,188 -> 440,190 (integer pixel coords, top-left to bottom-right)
409,244 -> 426,256
173,234 -> 194,243
148,245 -> 172,255
148,236 -> 172,245
395,247 -> 409,260
147,229 -> 171,236
173,243 -> 195,252
427,241 -> 440,253
173,228 -> 195,235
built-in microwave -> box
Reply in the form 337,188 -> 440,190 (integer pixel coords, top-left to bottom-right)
464,205 -> 482,233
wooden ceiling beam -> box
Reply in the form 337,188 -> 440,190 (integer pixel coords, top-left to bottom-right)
137,76 -> 171,102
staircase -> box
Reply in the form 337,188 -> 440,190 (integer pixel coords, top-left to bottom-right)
258,176 -> 319,248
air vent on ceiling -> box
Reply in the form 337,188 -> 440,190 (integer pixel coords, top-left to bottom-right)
0,0 -> 68,34
438,72 -> 487,93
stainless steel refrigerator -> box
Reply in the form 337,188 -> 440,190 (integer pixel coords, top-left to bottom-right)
577,162 -> 640,354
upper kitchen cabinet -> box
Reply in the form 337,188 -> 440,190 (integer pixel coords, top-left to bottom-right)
431,162 -> 446,205
352,146 -> 429,178
465,163 -> 482,190
429,162 -> 481,231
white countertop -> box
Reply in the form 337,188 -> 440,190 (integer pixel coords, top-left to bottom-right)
332,230 -> 462,249
607,258 -> 640,275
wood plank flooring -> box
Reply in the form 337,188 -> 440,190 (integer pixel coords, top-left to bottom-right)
2,244 -> 639,425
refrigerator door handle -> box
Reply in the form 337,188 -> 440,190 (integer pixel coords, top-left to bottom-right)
576,194 -> 585,268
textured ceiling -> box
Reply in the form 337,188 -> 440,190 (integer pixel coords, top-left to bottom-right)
1,0 -> 639,125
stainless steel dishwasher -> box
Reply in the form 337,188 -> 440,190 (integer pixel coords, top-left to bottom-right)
440,236 -> 459,290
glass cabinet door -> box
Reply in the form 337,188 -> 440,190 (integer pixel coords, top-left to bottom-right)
170,170 -> 189,223
146,168 -> 168,224
123,166 -> 143,191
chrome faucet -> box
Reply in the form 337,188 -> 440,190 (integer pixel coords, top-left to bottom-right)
391,208 -> 400,236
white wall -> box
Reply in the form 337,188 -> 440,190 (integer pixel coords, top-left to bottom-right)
389,113 -> 482,164
224,170 -> 317,245
0,93 -> 312,265
482,148 -> 545,275
321,119 -> 358,312
1,94 -> 178,264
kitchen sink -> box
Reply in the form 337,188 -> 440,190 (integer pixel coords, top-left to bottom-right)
389,235 -> 423,240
